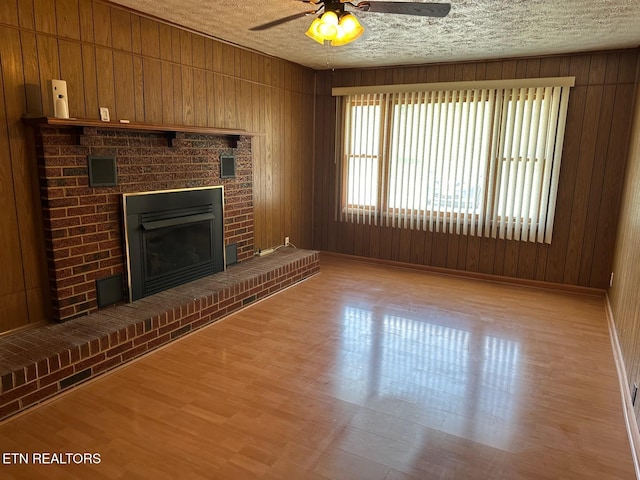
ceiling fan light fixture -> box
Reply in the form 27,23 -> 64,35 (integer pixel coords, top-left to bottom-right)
305,9 -> 365,46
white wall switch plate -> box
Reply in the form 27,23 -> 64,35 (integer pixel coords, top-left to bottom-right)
99,107 -> 110,122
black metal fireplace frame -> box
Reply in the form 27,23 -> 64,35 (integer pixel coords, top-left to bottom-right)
123,186 -> 225,302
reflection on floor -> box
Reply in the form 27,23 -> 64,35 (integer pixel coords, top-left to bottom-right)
0,253 -> 634,480
334,306 -> 520,452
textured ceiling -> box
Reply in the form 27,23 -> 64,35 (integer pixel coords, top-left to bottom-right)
108,0 -> 640,70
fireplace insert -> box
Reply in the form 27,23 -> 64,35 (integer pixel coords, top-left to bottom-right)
123,187 -> 225,301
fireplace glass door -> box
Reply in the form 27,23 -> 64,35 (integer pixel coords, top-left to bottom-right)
124,187 -> 224,301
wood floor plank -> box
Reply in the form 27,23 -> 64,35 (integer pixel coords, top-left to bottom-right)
0,254 -> 634,479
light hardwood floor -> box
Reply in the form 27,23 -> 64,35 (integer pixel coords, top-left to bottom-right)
0,254 -> 634,479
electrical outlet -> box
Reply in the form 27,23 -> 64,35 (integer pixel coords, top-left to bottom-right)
285,236 -> 290,246
610,272 -> 614,288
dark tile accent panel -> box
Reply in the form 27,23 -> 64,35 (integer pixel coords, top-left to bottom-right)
242,295 -> 257,306
0,249 -> 319,421
59,369 -> 91,389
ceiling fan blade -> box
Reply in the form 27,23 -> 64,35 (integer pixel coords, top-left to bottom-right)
355,2 -> 451,17
250,11 -> 316,31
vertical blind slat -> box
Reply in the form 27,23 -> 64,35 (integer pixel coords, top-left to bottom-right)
491,89 -> 509,239
416,91 -> 428,231
509,88 -> 526,240
427,91 -> 438,233
450,91 -> 462,234
336,96 -> 345,223
439,90 -> 452,233
531,86 -> 552,242
537,87 -> 561,243
544,86 -> 571,244
380,93 -> 391,227
464,91 -> 477,235
520,87 -> 542,241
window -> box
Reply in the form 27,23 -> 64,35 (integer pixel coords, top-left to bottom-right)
334,78 -> 574,243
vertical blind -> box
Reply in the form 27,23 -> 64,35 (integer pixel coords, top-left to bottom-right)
334,77 -> 574,244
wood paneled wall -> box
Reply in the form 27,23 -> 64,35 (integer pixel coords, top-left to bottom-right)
0,0 -> 315,332
313,50 -> 640,289
609,54 -> 640,426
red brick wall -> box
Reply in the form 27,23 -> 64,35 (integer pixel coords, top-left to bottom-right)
33,125 -> 254,321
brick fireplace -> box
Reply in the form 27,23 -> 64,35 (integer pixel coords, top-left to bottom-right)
30,122 -> 255,321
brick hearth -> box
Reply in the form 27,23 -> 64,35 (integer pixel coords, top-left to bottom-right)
0,248 -> 319,421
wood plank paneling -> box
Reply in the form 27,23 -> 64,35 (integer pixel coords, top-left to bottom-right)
55,0 -> 80,40
0,0 -> 18,26
81,44 -> 98,117
563,84 -> 602,284
34,0 -> 56,34
111,51 -> 136,121
0,38 -> 26,301
92,1 -> 111,46
59,39 -> 85,118
158,23 -> 172,61
142,57 -> 162,123
314,50 -> 640,288
36,34 -> 60,116
132,56 -> 144,121
110,8 -> 132,52
21,32 -> 43,115
578,84 -> 616,285
0,0 -> 315,332
161,61 -> 174,124
18,0 -> 35,29
192,35 -> 205,69
140,17 -> 160,58
172,64 -> 183,125
130,14 -> 141,54
212,72 -> 224,128
1,27 -> 49,331
193,69 -> 206,127
181,66 -> 194,125
223,76 -> 236,128
0,292 -> 29,332
205,71 -> 215,127
609,52 -> 640,429
180,29 -> 192,66
590,82 -> 635,287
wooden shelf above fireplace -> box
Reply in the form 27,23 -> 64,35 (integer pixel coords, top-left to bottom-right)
23,116 -> 261,147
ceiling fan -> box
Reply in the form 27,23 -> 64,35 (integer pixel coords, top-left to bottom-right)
250,1 -> 451,46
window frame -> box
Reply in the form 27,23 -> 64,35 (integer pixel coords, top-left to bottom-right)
334,77 -> 574,243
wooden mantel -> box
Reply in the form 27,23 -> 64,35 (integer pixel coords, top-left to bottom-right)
23,116 -> 261,147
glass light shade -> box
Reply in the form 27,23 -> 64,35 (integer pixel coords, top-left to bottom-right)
317,11 -> 339,40
340,13 -> 362,35
305,18 -> 325,44
331,13 -> 364,46
321,11 -> 339,25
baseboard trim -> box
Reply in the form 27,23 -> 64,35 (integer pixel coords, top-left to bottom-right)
320,251 -> 605,296
604,293 -> 640,479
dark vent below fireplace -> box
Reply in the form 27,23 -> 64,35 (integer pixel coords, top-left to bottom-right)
124,187 -> 225,301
